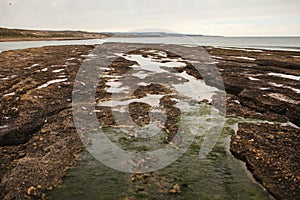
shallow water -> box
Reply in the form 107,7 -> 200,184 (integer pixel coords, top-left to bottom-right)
46,117 -> 271,200
267,72 -> 300,81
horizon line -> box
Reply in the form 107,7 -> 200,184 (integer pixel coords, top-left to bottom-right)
1,26 -> 300,38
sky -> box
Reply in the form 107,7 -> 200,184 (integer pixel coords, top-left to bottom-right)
0,0 -> 300,36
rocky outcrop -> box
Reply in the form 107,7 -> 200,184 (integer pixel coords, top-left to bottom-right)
0,45 -> 94,199
207,47 -> 300,127
230,123 -> 300,200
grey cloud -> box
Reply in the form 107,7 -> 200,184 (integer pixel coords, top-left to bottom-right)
0,0 -> 299,35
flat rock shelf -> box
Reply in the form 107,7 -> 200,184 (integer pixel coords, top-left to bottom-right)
0,43 -> 299,200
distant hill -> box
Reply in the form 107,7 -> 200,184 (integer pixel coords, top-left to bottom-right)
104,32 -> 203,37
0,27 -> 208,42
0,27 -> 110,41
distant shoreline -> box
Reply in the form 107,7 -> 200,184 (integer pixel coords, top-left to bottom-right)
0,27 -> 109,42
0,27 -> 216,43
0,37 -> 101,42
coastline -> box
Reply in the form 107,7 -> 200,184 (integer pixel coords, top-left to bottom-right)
1,36 -> 300,53
0,27 -> 109,43
0,43 -> 299,199
0,37 -> 106,42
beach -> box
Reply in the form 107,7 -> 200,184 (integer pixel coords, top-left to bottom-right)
0,43 -> 299,200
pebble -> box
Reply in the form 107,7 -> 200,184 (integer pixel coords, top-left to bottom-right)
248,139 -> 254,143
40,129 -> 47,134
27,186 -> 37,195
169,184 -> 180,193
267,134 -> 275,139
46,186 -> 53,190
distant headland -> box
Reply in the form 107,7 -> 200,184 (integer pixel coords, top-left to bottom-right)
0,27 -> 218,42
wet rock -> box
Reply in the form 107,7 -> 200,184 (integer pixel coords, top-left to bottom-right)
133,83 -> 172,98
255,58 -> 300,70
230,123 -> 300,200
0,45 -> 93,200
238,89 -> 300,126
128,102 -> 151,126
95,106 -> 116,126
223,76 -> 248,96
174,62 -> 203,79
109,57 -> 137,75
0,118 -> 44,146
159,95 -> 181,140
169,183 -> 181,193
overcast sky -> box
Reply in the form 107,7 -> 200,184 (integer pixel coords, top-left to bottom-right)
0,0 -> 299,36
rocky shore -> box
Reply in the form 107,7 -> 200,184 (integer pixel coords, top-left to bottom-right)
0,43 -> 299,199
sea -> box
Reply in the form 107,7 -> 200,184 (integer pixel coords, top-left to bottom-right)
0,36 -> 300,52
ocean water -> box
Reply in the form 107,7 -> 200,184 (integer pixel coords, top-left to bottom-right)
0,36 -> 300,52
106,36 -> 300,51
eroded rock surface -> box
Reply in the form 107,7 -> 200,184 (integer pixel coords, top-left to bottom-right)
0,45 -> 94,199
231,123 -> 300,200
0,43 -> 299,199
